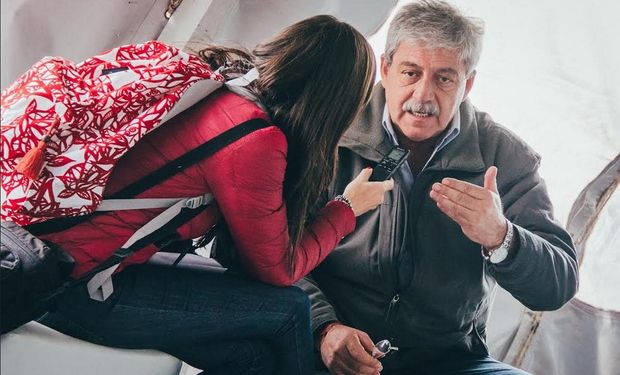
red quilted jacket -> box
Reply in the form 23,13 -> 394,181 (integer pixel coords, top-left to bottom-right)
39,89 -> 355,286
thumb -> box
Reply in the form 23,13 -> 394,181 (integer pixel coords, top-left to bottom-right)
484,166 -> 498,193
357,167 -> 373,181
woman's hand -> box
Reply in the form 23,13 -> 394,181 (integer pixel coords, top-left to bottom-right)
342,168 -> 394,217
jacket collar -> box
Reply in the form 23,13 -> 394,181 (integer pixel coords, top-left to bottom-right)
340,83 -> 486,173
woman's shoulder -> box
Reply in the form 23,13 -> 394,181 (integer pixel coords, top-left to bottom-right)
208,89 -> 270,126
200,90 -> 287,154
159,88 -> 282,147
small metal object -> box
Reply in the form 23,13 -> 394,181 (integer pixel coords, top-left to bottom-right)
165,0 -> 183,19
372,339 -> 399,358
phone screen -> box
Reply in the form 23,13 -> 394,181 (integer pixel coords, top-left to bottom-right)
388,148 -> 407,160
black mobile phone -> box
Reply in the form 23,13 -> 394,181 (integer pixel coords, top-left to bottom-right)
369,146 -> 410,182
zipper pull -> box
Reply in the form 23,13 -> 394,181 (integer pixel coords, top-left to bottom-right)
389,294 -> 400,309
385,293 -> 400,322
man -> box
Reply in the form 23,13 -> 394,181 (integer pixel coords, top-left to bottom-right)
297,1 -> 578,374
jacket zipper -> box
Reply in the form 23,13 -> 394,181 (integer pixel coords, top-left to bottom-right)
383,293 -> 400,339
382,172 -> 431,340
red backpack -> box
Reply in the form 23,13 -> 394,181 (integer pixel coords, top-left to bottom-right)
0,42 -> 269,332
1,41 -> 224,226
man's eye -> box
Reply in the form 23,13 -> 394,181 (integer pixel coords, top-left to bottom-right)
437,76 -> 454,85
400,71 -> 419,85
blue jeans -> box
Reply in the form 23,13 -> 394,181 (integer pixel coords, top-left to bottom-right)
376,350 -> 531,375
40,264 -> 314,375
416,355 -> 530,375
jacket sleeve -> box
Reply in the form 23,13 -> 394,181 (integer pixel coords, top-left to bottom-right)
488,160 -> 579,311
204,126 -> 356,286
296,274 -> 340,334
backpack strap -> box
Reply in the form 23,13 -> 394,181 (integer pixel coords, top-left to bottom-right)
111,117 -> 270,198
86,194 -> 213,301
43,194 -> 211,302
35,118 -> 271,301
27,118 -> 271,235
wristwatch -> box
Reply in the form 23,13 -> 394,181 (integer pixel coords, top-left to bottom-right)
482,220 -> 514,264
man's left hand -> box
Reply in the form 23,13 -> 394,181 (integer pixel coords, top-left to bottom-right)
429,166 -> 507,249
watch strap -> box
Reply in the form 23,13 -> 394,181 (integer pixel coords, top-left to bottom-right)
482,219 -> 514,263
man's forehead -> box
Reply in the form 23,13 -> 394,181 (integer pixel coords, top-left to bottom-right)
392,41 -> 465,73
399,61 -> 459,76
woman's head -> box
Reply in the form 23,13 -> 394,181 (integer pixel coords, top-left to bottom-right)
200,15 -> 375,266
255,15 -> 374,256
253,15 -> 375,134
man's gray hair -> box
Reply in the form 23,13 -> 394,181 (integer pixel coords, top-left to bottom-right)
385,0 -> 484,75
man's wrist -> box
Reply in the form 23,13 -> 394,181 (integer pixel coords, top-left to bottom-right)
315,321 -> 340,349
482,219 -> 514,264
484,218 -> 509,250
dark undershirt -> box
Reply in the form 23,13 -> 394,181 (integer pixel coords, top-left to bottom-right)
391,124 -> 445,177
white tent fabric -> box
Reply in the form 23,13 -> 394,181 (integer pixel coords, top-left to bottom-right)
1,0 -> 396,89
502,157 -> 619,375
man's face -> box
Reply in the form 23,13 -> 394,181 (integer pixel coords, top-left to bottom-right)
381,41 -> 475,141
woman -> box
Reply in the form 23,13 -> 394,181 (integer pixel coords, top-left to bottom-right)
39,15 -> 391,375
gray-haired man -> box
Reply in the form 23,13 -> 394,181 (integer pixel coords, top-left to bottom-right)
298,1 -> 578,374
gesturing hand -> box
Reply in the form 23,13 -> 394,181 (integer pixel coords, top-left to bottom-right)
429,166 -> 508,249
319,323 -> 383,375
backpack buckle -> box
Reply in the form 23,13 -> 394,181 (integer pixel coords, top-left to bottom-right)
185,195 -> 206,209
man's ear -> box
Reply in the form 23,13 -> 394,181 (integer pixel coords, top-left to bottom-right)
462,70 -> 476,102
380,54 -> 389,82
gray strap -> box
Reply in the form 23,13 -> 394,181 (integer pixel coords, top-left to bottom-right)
224,68 -> 267,112
225,68 -> 259,87
86,263 -> 119,301
96,197 -> 189,211
87,193 -> 213,301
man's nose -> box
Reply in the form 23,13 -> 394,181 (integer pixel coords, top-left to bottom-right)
411,76 -> 434,103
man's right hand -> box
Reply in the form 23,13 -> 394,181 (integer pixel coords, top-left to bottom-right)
319,323 -> 383,375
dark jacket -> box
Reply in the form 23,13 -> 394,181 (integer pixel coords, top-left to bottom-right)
297,84 -> 578,364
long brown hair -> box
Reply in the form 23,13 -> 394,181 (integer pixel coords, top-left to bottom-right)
200,15 -> 375,270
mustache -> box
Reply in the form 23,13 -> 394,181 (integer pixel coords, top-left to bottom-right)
402,101 -> 439,116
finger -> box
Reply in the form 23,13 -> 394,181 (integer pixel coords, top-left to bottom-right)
357,168 -> 373,181
441,178 -> 486,199
382,178 -> 395,191
345,339 -> 382,368
431,183 -> 478,210
336,350 -> 380,375
331,360 -> 360,375
484,166 -> 499,193
432,191 -> 474,224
